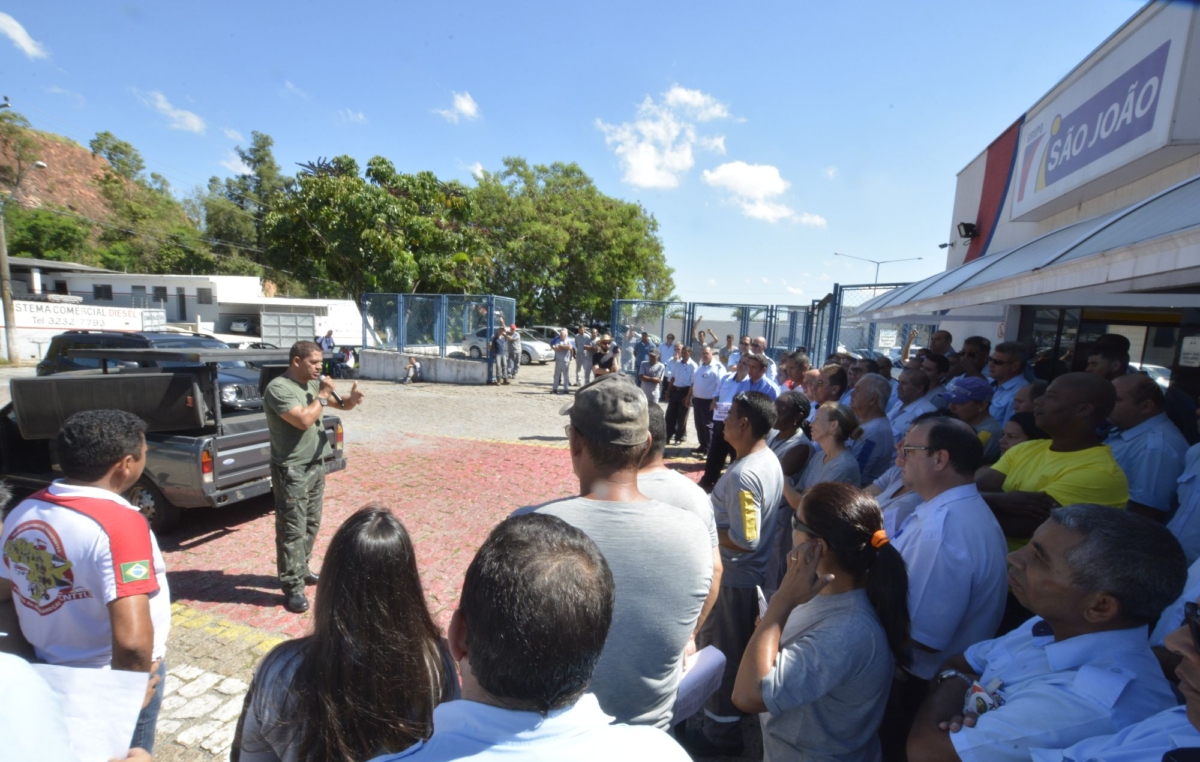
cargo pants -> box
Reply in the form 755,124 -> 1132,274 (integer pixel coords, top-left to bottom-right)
272,461 -> 324,596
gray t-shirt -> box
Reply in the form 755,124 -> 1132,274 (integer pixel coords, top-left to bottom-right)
639,361 -> 666,403
793,449 -> 861,493
849,417 -> 895,488
760,589 -> 894,762
638,469 -> 719,547
517,496 -> 712,729
712,446 -> 784,588
237,638 -> 459,762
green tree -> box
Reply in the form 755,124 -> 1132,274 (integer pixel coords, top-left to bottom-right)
89,131 -> 145,182
235,131 -> 289,250
472,158 -> 674,325
3,206 -> 91,263
0,111 -> 42,192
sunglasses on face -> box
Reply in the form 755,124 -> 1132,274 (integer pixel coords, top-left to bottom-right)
901,445 -> 934,456
989,356 -> 1013,365
791,514 -> 820,536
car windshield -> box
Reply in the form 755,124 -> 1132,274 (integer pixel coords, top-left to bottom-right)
151,338 -> 247,368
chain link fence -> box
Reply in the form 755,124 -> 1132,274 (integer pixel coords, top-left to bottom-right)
361,293 -> 516,377
835,284 -> 910,360
610,300 -> 687,373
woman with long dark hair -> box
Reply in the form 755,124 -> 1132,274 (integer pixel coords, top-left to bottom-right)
733,483 -> 910,762
234,506 -> 458,762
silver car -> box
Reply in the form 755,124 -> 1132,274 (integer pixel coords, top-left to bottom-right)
464,328 -> 553,364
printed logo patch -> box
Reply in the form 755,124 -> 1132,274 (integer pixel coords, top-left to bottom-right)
120,560 -> 151,584
5,519 -> 91,614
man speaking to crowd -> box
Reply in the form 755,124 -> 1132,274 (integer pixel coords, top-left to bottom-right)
265,340 -> 365,614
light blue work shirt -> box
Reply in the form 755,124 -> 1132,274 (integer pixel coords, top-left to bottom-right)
1106,412 -> 1189,513
1151,555 -> 1200,647
736,375 -> 781,401
1031,705 -> 1200,762
923,383 -> 949,411
713,374 -> 744,422
887,398 -> 937,442
1169,442 -> 1200,564
690,361 -> 727,399
989,375 -> 1025,426
848,416 -> 895,487
892,483 -> 1008,680
671,359 -> 698,388
374,694 -> 692,762
950,618 -> 1178,762
838,388 -> 855,408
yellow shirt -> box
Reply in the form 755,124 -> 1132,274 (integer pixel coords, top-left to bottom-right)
992,439 -> 1129,551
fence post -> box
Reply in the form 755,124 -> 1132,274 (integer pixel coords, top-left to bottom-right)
486,295 -> 495,384
827,284 -> 842,355
610,300 -> 620,338
360,294 -> 368,350
397,294 -> 407,354
437,295 -> 448,358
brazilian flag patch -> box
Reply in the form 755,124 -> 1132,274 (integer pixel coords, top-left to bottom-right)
119,560 -> 151,584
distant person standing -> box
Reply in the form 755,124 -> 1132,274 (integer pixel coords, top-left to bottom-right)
317,330 -> 335,375
666,346 -> 697,445
265,340 -> 365,614
552,328 -> 574,394
574,326 -> 592,386
639,349 -> 666,405
507,325 -> 522,380
491,327 -> 509,385
592,334 -> 620,378
690,345 -> 728,457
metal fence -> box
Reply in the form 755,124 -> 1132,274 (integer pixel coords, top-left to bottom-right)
609,300 -> 688,373
361,293 -> 517,381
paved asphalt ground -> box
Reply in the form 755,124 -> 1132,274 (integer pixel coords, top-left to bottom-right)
0,362 -> 753,760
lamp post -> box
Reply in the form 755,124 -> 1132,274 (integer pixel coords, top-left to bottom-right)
833,252 -> 923,286
0,157 -> 46,366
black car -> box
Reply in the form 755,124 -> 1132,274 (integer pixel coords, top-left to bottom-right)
37,331 -> 265,410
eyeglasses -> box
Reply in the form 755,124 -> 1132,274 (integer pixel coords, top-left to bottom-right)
791,515 -> 820,536
739,342 -> 750,347
988,356 -> 1013,365
1186,602 -> 1200,653
901,445 -> 934,455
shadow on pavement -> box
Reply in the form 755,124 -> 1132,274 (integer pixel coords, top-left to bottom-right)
158,494 -> 274,552
167,569 -> 283,609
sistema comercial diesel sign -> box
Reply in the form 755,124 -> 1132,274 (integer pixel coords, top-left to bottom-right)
1011,1 -> 1200,221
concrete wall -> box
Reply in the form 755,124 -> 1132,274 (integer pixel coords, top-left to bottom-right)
359,349 -> 488,385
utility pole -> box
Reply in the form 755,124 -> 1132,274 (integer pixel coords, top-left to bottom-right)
833,252 -> 924,287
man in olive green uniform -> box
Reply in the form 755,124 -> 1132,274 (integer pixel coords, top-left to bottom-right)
264,340 -> 364,613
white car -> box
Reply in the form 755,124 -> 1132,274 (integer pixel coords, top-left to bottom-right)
463,328 -> 553,364
1131,362 -> 1171,391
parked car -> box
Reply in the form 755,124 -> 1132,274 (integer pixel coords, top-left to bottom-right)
527,325 -> 565,343
462,328 -> 553,364
38,331 -> 266,410
8,346 -> 346,532
1131,361 -> 1171,390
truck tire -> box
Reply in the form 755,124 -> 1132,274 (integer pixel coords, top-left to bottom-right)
469,346 -> 481,358
521,351 -> 532,365
127,479 -> 181,535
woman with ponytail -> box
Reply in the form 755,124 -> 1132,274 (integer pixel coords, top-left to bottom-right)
733,482 -> 910,762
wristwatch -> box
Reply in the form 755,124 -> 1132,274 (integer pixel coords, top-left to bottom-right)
318,396 -> 329,407
936,669 -> 974,686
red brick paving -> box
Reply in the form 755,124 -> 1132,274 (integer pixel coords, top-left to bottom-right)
161,436 -> 580,638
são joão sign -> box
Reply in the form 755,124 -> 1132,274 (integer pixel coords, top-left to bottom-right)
1014,42 -> 1170,218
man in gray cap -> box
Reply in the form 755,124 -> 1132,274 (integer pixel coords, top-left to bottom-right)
638,347 -> 667,405
513,374 -> 713,730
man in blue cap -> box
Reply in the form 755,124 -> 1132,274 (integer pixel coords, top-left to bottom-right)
946,375 -> 1004,465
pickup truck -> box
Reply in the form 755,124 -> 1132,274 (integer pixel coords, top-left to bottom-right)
0,347 -> 347,533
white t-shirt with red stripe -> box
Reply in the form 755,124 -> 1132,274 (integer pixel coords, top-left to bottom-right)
0,481 -> 170,667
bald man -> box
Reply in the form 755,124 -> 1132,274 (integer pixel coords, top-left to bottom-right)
1106,373 -> 1189,518
975,373 -> 1130,544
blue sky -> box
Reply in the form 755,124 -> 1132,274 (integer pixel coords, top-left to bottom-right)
1,0 -> 1146,303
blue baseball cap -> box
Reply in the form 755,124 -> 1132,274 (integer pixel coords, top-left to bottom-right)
944,376 -> 994,404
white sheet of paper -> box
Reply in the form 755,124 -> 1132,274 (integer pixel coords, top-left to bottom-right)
672,645 -> 726,723
756,585 -> 769,618
32,663 -> 147,762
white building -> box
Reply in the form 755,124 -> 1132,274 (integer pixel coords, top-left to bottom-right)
852,0 -> 1200,377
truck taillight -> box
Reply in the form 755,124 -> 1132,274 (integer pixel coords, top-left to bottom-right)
335,423 -> 344,449
201,450 -> 214,483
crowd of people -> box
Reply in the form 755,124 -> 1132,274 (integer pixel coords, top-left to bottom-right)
7,328 -> 1200,762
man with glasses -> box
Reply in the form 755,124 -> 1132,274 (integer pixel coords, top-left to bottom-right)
878,417 -> 1007,755
726,336 -> 752,372
844,358 -> 880,408
907,505 -> 1185,762
989,341 -> 1028,426
591,334 -> 620,378
958,336 -> 991,381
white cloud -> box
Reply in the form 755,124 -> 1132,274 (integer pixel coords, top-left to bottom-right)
282,80 -> 309,99
137,90 -> 206,134
797,212 -> 827,227
338,108 -> 368,124
596,86 -> 730,189
223,128 -> 243,141
436,91 -> 480,123
47,86 -> 84,107
0,13 -> 47,60
468,161 -> 484,179
707,278 -> 717,287
824,166 -> 837,180
663,85 -> 730,122
702,161 -> 796,223
819,272 -> 832,281
761,277 -> 770,284
786,286 -> 804,295
219,150 -> 252,175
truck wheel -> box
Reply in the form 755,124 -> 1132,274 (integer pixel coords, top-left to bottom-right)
469,346 -> 481,358
521,351 -> 532,365
127,479 -> 181,535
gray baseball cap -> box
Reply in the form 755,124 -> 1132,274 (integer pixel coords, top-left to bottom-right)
561,374 -> 649,446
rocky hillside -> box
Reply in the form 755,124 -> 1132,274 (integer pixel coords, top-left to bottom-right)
3,130 -> 118,224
